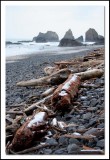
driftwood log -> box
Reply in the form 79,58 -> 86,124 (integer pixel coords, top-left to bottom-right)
76,69 -> 104,80
17,68 -> 71,87
51,69 -> 103,110
8,111 -> 49,152
51,74 -> 81,110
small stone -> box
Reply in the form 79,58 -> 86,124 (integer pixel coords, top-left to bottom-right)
97,123 -> 104,128
67,143 -> 81,154
59,136 -> 68,146
53,148 -> 67,154
43,149 -> 52,154
87,107 -> 97,112
83,128 -> 98,135
67,126 -> 76,133
15,97 -> 22,103
96,139 -> 104,148
69,138 -> 80,144
46,138 -> 58,145
90,98 -> 98,107
83,112 -> 92,120
78,125 -> 85,131
80,96 -> 87,101
87,118 -> 98,127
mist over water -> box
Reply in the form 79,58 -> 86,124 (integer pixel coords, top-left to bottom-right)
6,40 -> 60,57
6,39 -> 96,57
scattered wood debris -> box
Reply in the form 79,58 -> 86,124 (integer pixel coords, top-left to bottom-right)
6,48 -> 105,155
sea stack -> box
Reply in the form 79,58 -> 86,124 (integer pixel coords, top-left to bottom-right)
85,28 -> 99,42
33,31 -> 59,42
59,29 -> 83,47
63,29 -> 74,39
85,28 -> 104,44
76,36 -> 83,42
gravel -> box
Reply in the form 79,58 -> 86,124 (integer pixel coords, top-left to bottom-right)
6,46 -> 105,155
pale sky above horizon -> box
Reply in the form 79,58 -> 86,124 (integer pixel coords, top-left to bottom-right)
6,5 -> 104,40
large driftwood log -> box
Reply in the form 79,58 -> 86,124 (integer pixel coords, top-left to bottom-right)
51,69 -> 103,110
76,69 -> 104,80
51,74 -> 81,110
17,68 -> 71,87
8,111 -> 49,152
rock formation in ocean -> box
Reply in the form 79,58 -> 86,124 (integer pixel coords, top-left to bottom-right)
6,41 -> 22,45
85,28 -> 99,42
76,36 -> 83,42
59,29 -> 83,47
59,38 -> 83,47
63,29 -> 74,39
33,31 -> 59,42
94,35 -> 105,45
85,28 -> 104,45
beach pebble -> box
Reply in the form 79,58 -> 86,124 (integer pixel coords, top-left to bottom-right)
67,144 -> 81,154
97,123 -> 104,128
43,149 -> 52,154
46,138 -> 58,145
96,139 -> 104,148
59,136 -> 69,146
53,148 -> 67,154
83,128 -> 98,135
83,112 -> 92,120
80,96 -> 88,101
90,98 -> 98,107
68,138 -> 80,145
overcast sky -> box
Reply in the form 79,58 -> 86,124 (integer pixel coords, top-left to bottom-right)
5,6 -> 104,40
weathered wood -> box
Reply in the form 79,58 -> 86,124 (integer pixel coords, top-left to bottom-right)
51,74 -> 81,110
6,111 -> 23,115
41,87 -> 55,98
11,143 -> 56,154
17,68 -> 71,87
76,69 -> 104,80
24,94 -> 52,115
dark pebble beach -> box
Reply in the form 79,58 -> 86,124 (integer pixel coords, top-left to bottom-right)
6,45 -> 105,155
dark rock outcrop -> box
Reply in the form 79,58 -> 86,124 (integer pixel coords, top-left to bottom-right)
85,28 -> 99,42
59,29 -> 83,47
59,38 -> 83,47
18,40 -> 32,43
85,28 -> 104,44
6,41 -> 13,45
33,31 -> 59,42
76,36 -> 83,42
6,41 -> 22,45
63,29 -> 74,39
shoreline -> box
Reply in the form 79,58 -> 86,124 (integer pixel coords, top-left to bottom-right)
6,45 -> 104,107
6,45 -> 104,63
5,46 -> 105,155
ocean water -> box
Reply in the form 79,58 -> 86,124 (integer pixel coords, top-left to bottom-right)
5,39 -> 96,57
6,40 -> 60,57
